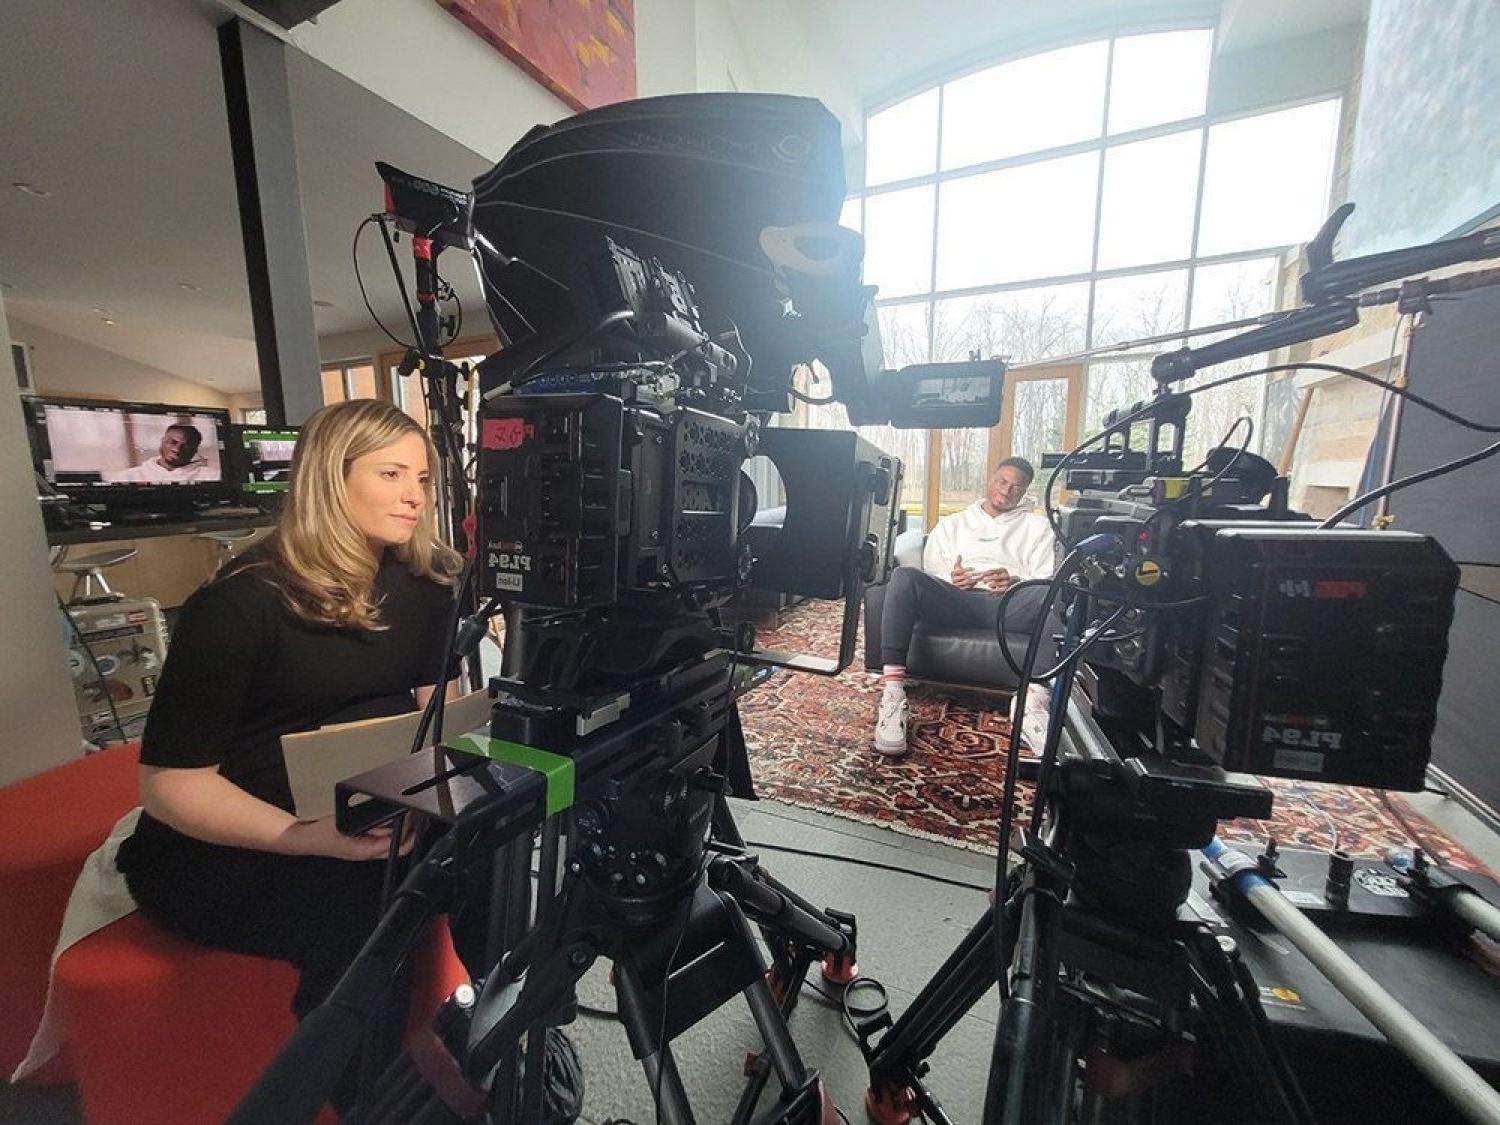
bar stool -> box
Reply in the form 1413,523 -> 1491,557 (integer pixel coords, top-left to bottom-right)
53,548 -> 137,605
197,527 -> 261,577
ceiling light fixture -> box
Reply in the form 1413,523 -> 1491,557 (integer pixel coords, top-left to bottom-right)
11,181 -> 52,198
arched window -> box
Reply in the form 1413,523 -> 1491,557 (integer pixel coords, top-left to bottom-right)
836,28 -> 1342,522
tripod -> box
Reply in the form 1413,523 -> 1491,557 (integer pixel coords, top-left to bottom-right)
856,678 -> 1313,1125
231,643 -> 856,1125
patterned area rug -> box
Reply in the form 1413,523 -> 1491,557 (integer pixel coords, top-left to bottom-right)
737,599 -> 1490,874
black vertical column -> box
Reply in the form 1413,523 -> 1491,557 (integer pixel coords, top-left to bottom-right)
219,18 -> 322,426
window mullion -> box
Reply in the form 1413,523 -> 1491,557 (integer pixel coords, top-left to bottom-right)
1085,37 -> 1114,352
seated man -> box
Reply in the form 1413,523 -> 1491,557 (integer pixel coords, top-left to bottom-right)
873,456 -> 1056,757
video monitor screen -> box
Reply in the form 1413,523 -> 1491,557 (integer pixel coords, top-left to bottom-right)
32,401 -> 228,488
239,428 -> 299,493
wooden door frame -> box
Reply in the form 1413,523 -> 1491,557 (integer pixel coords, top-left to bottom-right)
923,362 -> 1084,529
985,362 -> 1086,473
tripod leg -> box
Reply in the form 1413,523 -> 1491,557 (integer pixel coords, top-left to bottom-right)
744,975 -> 810,1092
616,958 -> 697,1125
732,949 -> 814,1125
1183,931 -> 1315,1125
863,905 -> 1005,1124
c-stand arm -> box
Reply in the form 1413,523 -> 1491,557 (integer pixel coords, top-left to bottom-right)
1151,204 -> 1500,386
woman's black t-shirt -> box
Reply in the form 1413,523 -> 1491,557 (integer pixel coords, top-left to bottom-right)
136,550 -> 453,814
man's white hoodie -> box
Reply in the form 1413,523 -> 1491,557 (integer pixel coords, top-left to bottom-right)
921,501 -> 1056,583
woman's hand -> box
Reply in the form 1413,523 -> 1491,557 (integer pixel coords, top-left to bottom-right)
278,815 -> 414,861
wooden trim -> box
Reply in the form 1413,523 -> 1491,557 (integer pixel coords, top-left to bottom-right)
924,428 -> 942,531
1062,364 -> 1085,449
990,386 -> 1014,476
988,362 -> 1086,465
1278,386 -> 1316,474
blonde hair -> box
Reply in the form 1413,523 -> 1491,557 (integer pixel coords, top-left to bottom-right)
259,399 -> 463,630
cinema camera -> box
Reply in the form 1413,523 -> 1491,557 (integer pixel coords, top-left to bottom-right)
852,205 -> 1500,1125
231,94 -> 1003,1125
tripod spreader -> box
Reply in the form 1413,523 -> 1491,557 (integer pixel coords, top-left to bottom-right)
706,848 -> 856,962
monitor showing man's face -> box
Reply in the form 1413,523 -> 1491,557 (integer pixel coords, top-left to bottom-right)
159,425 -> 203,468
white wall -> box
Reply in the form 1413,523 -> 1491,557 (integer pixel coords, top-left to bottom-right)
286,0 -> 570,164
13,319 -> 230,408
318,326 -> 398,366
724,0 -> 862,135
636,0 -> 699,97
0,298 -> 86,784
1208,23 -> 1364,119
695,0 -> 758,93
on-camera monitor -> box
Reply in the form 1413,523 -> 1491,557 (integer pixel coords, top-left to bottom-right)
239,428 -> 299,493
33,400 -> 227,489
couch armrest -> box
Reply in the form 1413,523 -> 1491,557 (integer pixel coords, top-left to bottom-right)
894,527 -> 926,571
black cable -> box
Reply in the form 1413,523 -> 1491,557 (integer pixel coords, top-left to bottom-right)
1183,415 -> 1253,476
993,577 -> 1056,680
1197,415 -> 1255,492
485,309 -> 637,399
57,591 -> 130,744
471,247 -> 538,338
353,216 -> 417,349
1028,603 -> 1130,682
801,975 -> 891,1049
576,1002 -> 620,1021
993,572 -> 1203,683
1187,360 -> 1500,435
989,551 -> 1080,990
742,839 -> 990,893
722,317 -> 752,388
1320,435 -> 1500,528
375,213 -> 428,354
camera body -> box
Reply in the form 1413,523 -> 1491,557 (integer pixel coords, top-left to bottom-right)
474,238 -> 904,615
1053,412 -> 1458,792
476,391 -> 752,607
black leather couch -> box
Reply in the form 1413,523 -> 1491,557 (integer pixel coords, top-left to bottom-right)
863,528 -> 1030,691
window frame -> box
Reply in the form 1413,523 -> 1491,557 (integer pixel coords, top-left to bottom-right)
852,28 -> 1344,528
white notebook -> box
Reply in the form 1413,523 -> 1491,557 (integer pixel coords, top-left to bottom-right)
280,689 -> 493,819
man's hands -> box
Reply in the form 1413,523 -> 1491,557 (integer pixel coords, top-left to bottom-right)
278,814 -> 415,861
951,555 -> 1012,594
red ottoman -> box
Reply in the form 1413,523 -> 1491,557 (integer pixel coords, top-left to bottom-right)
54,912 -> 466,1125
0,742 -> 141,1084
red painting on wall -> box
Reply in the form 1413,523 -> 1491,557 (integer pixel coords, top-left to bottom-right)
436,0 -> 636,112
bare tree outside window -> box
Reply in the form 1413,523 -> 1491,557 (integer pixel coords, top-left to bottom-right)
1181,257 -> 1278,466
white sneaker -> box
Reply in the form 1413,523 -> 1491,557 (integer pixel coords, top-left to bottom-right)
873,688 -> 910,757
1010,682 -> 1054,754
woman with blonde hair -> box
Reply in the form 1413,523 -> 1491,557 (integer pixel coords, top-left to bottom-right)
116,399 -> 465,1078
